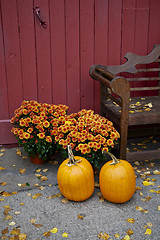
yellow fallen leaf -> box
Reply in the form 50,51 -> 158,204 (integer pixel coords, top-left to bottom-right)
0,198 -> 4,201
14,211 -> 20,215
9,221 -> 16,226
30,218 -> 36,224
1,149 -> 6,152
147,222 -> 153,228
149,189 -> 156,193
19,168 -> 26,174
0,153 -> 4,157
136,206 -> 148,213
144,228 -> 152,235
78,214 -> 84,220
1,192 -> 12,197
143,181 -> 155,186
126,218 -> 135,223
19,233 -> 27,240
3,205 -> 10,208
61,198 -> 69,203
97,232 -> 110,239
158,206 -> 160,211
0,167 -> 5,170
126,229 -> 134,235
32,193 -> 41,199
10,228 -> 20,235
43,169 -> 48,172
62,232 -> 68,238
36,169 -> 41,173
5,215 -> 12,220
123,235 -> 130,240
153,170 -> 160,175
50,227 -> 58,233
41,176 -> 48,181
114,233 -> 120,238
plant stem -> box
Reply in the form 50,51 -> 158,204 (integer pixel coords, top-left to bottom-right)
104,151 -> 119,165
67,145 -> 75,166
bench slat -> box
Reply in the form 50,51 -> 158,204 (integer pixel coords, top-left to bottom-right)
127,77 -> 160,81
130,86 -> 160,91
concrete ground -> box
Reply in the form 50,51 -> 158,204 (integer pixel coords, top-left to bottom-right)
0,145 -> 160,240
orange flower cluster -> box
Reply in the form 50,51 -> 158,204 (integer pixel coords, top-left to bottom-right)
11,100 -> 69,160
51,109 -> 120,164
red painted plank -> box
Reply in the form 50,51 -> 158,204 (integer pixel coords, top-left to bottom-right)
80,0 -> 94,111
49,0 -> 67,105
65,0 -> 80,112
34,0 -> 52,104
0,120 -> 17,145
147,0 -> 160,96
133,0 -> 150,97
1,0 -> 23,118
94,0 -> 109,113
17,0 -> 38,101
0,2 -> 9,120
108,0 -> 122,66
121,0 -> 136,97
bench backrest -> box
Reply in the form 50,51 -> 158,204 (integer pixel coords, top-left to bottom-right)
106,44 -> 160,97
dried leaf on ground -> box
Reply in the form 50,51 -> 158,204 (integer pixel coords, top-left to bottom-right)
1,227 -> 9,235
61,198 -> 69,203
153,170 -> 160,175
126,229 -> 134,235
33,223 -> 43,228
126,218 -> 135,223
0,167 -> 5,170
19,233 -> 27,240
9,221 -> 16,226
62,232 -> 68,238
32,193 -> 41,199
50,228 -> 58,233
10,228 -> 20,235
122,235 -> 130,240
114,233 -> 120,238
144,228 -> 152,235
143,181 -> 155,186
136,206 -> 148,213
1,192 -> 12,197
41,176 -> 48,181
30,218 -> 36,224
78,214 -> 84,220
0,182 -> 7,186
19,168 -> 26,174
43,231 -> 51,237
97,232 -> 110,239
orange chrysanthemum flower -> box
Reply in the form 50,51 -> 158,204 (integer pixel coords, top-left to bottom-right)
46,136 -> 52,143
23,132 -> 30,139
43,121 -> 50,128
37,133 -> 45,139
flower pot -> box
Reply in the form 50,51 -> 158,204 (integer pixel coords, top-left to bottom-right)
30,154 -> 48,164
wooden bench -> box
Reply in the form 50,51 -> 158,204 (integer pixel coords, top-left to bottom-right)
89,44 -> 160,161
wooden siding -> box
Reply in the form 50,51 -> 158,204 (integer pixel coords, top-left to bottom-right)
0,0 -> 160,144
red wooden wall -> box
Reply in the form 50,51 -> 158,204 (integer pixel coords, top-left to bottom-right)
0,0 -> 160,144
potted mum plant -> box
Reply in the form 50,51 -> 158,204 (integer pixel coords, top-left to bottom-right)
11,100 -> 69,164
52,109 -> 120,169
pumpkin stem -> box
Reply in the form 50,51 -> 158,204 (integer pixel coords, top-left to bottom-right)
103,151 -> 119,165
67,145 -> 76,166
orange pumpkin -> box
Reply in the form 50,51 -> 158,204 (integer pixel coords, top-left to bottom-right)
57,145 -> 95,201
99,152 -> 136,203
